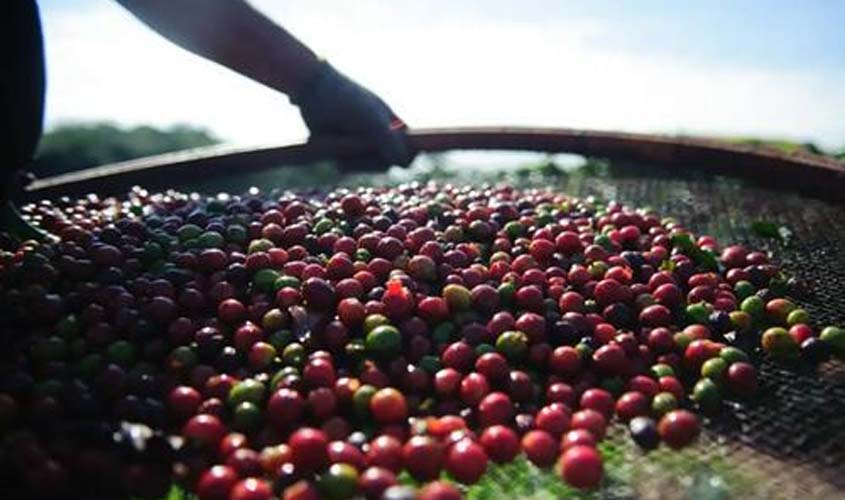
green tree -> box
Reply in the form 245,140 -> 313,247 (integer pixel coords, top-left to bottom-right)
32,122 -> 219,177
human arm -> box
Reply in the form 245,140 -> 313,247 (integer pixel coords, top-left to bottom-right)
115,0 -> 412,167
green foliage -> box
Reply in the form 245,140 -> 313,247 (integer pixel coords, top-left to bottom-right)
724,136 -> 843,158
33,122 -> 219,177
158,437 -> 759,500
750,220 -> 794,245
388,438 -> 755,500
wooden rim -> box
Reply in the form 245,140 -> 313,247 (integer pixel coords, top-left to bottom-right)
23,127 -> 845,201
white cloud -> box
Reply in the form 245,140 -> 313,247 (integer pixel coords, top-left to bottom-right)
41,0 -> 845,149
41,1 -> 308,143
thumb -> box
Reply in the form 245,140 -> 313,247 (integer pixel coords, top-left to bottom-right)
376,119 -> 414,167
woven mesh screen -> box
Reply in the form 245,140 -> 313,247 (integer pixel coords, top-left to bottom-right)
190,160 -> 845,499
544,163 -> 845,500
5,158 -> 845,500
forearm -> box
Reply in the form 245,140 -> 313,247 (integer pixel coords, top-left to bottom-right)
115,0 -> 319,95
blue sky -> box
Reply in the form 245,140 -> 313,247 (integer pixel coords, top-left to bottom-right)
39,0 -> 845,148
485,1 -> 845,68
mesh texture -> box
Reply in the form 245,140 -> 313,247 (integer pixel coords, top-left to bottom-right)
555,164 -> 845,500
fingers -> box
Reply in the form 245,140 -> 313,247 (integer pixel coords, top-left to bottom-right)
292,61 -> 414,168
333,128 -> 413,172
374,106 -> 413,167
384,116 -> 415,167
377,127 -> 415,168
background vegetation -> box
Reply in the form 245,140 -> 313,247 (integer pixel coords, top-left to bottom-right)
32,122 -> 219,177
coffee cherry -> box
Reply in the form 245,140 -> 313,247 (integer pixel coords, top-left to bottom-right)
358,467 -> 397,499
561,429 -> 596,451
3,182 -> 818,497
615,391 -> 649,421
579,389 -> 614,419
316,463 -> 359,500
366,435 -> 403,473
479,425 -> 520,463
478,392 -> 514,427
559,445 -> 603,489
726,362 -> 758,398
289,428 -> 330,472
417,481 -> 462,500
445,438 -> 488,484
370,388 -> 408,425
196,465 -> 238,500
658,410 -> 700,449
570,409 -> 607,441
628,416 -> 660,450
183,414 -> 226,447
402,436 -> 443,481
535,404 -> 571,437
521,430 -> 558,467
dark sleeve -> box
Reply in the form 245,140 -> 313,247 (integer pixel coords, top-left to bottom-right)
0,0 -> 46,197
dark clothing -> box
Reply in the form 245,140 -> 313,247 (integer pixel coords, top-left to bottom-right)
1,0 -> 45,198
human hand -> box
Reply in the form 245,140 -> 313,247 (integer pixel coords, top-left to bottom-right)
291,61 -> 413,169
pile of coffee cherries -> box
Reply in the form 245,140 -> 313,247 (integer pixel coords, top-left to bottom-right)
2,183 -> 844,499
